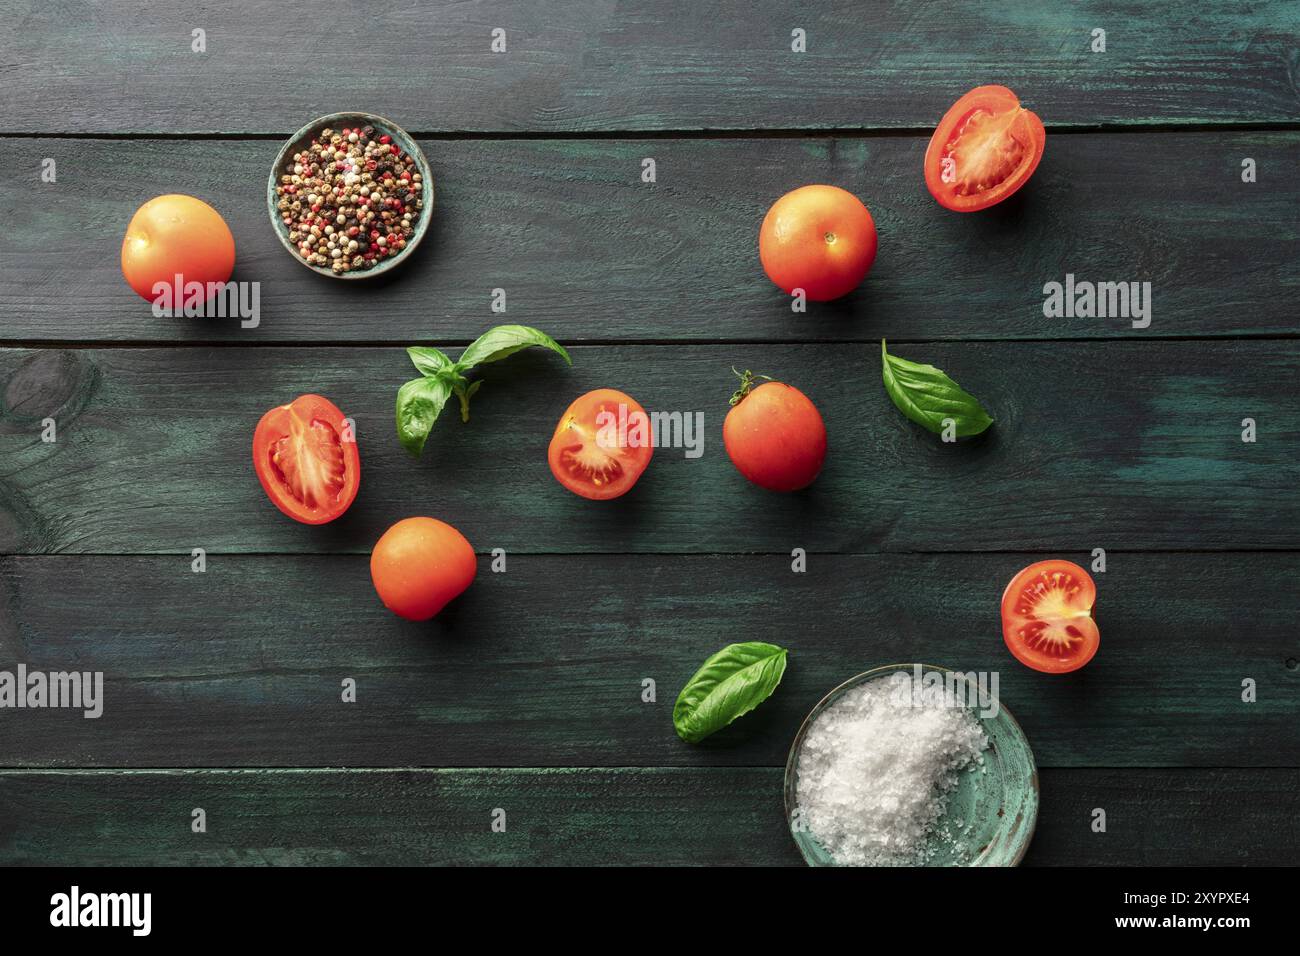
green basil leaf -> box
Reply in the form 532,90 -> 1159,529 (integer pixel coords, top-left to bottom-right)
457,324 -> 572,369
407,346 -> 453,377
673,642 -> 789,744
396,376 -> 453,456
881,340 -> 994,437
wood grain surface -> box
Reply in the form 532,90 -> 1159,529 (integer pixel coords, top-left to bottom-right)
1,342 -> 1297,555
1,552 -> 1295,768
3,0 -> 1298,869
2,1 -> 1297,134
1,768 -> 1294,866
4,134 -> 1298,343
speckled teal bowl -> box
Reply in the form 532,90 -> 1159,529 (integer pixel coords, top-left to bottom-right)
267,112 -> 434,279
784,663 -> 1038,866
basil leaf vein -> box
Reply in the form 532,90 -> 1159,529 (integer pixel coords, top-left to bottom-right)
458,324 -> 572,368
673,642 -> 789,744
407,346 -> 453,377
881,339 -> 994,437
397,325 -> 571,456
396,376 -> 453,457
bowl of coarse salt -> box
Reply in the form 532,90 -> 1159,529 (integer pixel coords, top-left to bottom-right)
784,663 -> 1037,866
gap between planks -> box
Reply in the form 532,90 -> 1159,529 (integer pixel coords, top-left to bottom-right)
3,765 -> 1297,774
3,121 -> 1300,141
6,334 -> 1300,350
7,548 -> 1300,559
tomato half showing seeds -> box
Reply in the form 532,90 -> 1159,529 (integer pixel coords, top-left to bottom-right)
1000,560 -> 1099,673
723,374 -> 826,492
759,184 -> 878,302
252,394 -> 360,525
924,85 -> 1045,212
371,517 -> 477,622
548,388 -> 654,500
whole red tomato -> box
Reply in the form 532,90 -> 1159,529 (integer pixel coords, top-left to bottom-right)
759,185 -> 877,301
723,371 -> 826,492
371,517 -> 477,621
121,194 -> 236,303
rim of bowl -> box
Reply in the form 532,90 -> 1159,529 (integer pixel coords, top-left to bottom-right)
782,662 -> 1039,867
266,111 -> 435,280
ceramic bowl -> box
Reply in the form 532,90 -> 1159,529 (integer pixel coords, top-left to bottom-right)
784,663 -> 1038,866
267,112 -> 434,279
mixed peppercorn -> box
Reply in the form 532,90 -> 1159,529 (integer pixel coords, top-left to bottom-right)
275,125 -> 424,274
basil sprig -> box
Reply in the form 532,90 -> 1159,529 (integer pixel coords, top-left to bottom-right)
673,642 -> 789,744
881,339 -> 994,438
396,324 -> 571,456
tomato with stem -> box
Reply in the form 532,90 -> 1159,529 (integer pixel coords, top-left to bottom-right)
924,85 -> 1046,212
723,369 -> 826,492
1000,560 -> 1099,673
252,394 -> 360,525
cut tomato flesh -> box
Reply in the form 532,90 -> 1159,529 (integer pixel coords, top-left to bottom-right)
925,85 -> 1045,213
1000,560 -> 1099,673
252,394 -> 360,525
269,416 -> 347,511
557,434 -> 627,490
1008,580 -> 1095,654
944,108 -> 1032,197
548,388 -> 653,501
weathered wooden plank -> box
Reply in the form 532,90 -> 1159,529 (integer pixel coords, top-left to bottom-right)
1,552 -> 1295,767
0,767 -> 1293,865
0,342 -> 1297,555
2,1 -> 1297,134
3,133 -> 1297,343
1027,769 -> 1300,866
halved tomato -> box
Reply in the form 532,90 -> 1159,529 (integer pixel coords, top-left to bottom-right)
1000,560 -> 1099,673
924,85 -> 1045,212
548,388 -> 653,500
252,394 -> 360,524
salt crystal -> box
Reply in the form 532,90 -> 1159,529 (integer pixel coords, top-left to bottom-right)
795,671 -> 988,866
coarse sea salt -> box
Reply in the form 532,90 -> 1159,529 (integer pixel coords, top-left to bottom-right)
795,671 -> 989,866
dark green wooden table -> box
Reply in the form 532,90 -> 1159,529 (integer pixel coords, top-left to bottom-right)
1,0 -> 1298,866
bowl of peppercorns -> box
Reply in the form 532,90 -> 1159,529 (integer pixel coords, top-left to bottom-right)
268,112 -> 434,279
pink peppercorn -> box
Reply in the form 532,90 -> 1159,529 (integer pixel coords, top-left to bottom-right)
278,122 -> 421,273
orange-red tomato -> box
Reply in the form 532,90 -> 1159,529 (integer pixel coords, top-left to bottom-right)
252,394 -> 361,525
723,376 -> 826,492
121,194 -> 235,303
370,517 -> 477,622
1000,560 -> 1099,673
759,185 -> 877,302
548,388 -> 655,500
924,85 -> 1046,212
